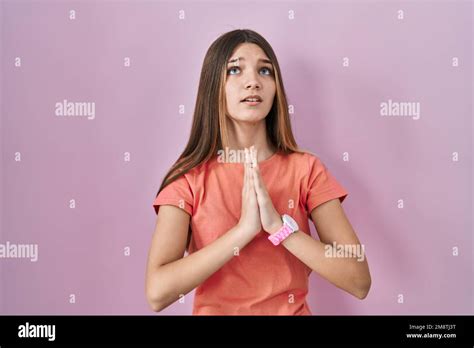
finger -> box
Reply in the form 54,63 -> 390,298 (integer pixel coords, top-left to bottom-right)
252,162 -> 261,194
248,161 -> 256,193
252,161 -> 269,199
248,146 -> 254,167
251,147 -> 257,168
242,166 -> 246,197
242,149 -> 248,196
244,148 -> 250,195
245,147 -> 251,165
250,170 -> 259,204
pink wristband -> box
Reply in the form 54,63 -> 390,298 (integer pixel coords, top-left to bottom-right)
268,224 -> 294,246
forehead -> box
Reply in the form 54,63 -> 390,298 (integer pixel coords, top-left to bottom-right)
228,43 -> 271,64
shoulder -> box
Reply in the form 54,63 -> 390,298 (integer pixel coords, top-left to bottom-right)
175,158 -> 215,188
280,149 -> 323,173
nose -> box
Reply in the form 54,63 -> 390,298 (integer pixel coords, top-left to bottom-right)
245,70 -> 261,90
245,81 -> 261,90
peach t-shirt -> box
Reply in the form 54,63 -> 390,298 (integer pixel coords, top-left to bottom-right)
152,150 -> 348,315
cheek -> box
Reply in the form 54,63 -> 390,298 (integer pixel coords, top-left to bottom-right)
225,83 -> 238,102
265,85 -> 276,105
265,80 -> 276,95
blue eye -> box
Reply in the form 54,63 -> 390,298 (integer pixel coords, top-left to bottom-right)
228,67 -> 240,75
227,67 -> 273,76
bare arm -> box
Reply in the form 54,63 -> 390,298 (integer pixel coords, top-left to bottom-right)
146,156 -> 262,312
145,205 -> 256,312
248,148 -> 371,300
278,198 -> 371,299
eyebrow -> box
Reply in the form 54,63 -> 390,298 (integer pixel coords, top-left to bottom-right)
227,57 -> 273,65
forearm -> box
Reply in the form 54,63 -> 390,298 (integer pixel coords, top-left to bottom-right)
148,225 -> 254,312
280,231 -> 371,299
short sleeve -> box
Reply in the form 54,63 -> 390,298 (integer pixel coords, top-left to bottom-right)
305,154 -> 348,215
153,174 -> 194,217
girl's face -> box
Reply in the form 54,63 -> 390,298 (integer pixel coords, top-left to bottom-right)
225,43 -> 276,123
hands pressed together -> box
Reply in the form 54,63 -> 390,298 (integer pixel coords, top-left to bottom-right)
237,146 -> 283,238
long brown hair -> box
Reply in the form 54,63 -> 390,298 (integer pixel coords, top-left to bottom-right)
157,29 -> 307,194
156,29 -> 307,247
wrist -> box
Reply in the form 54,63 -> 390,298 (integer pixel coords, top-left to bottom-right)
267,214 -> 299,246
235,222 -> 259,237
267,219 -> 283,235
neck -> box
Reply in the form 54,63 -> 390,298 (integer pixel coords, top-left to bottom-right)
225,118 -> 276,162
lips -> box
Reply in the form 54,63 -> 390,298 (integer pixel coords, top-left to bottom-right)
241,95 -> 262,102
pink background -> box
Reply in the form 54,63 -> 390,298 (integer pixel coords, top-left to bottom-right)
1,0 -> 472,315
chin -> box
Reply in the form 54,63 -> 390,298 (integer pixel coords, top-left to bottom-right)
228,108 -> 270,122
232,114 -> 267,123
